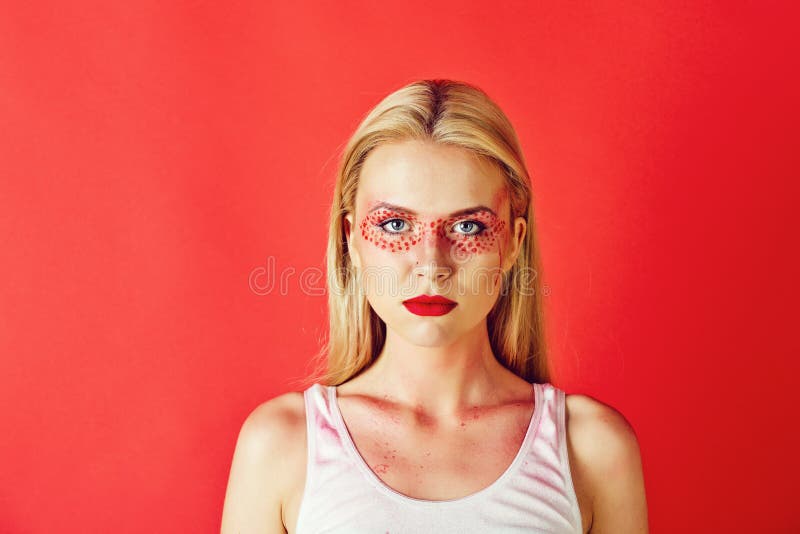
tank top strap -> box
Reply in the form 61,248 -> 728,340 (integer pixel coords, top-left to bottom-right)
302,383 -> 344,463
297,383 -> 344,534
529,382 -> 583,531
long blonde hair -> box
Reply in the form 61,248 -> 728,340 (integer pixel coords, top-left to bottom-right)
298,79 -> 549,387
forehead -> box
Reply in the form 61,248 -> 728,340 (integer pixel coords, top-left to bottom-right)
356,139 -> 508,217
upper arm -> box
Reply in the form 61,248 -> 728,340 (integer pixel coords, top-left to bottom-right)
220,392 -> 306,534
566,394 -> 649,534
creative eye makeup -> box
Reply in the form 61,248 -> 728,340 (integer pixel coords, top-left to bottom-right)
358,202 -> 508,256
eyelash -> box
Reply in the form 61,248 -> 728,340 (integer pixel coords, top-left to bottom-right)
377,218 -> 486,236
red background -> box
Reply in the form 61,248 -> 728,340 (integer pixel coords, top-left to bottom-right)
1,1 -> 797,532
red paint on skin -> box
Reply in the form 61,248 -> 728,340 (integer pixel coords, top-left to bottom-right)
373,463 -> 390,474
357,206 -> 509,259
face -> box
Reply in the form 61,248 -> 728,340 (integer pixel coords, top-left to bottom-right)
344,139 -> 526,347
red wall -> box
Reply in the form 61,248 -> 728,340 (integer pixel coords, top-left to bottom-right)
1,2 -> 797,532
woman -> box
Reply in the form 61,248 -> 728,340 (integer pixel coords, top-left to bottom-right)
221,79 -> 649,533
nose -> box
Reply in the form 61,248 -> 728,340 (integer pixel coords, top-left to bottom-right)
412,228 -> 453,283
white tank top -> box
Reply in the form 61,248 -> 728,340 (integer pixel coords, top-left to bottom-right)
294,381 -> 583,533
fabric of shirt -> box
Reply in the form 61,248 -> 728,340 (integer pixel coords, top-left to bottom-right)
294,381 -> 583,534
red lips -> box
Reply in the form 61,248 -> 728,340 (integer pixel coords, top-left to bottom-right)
402,294 -> 458,316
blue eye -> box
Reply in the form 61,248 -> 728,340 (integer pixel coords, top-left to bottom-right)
453,220 -> 486,236
378,219 -> 408,234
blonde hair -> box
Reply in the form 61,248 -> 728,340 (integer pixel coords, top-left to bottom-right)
297,79 -> 549,388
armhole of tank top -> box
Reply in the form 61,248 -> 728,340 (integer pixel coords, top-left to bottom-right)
557,388 -> 584,534
293,386 -> 316,534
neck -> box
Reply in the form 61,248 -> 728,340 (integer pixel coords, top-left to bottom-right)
359,320 -> 514,416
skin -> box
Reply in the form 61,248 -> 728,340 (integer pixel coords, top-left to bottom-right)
220,139 -> 649,533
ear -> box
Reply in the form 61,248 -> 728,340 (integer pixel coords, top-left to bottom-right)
503,216 -> 527,272
343,212 -> 361,270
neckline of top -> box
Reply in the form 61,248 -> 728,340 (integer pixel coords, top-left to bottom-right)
325,381 -> 544,507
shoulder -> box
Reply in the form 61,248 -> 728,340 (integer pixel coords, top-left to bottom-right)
564,392 -> 649,532
220,390 -> 307,533
241,390 -> 307,446
564,393 -> 641,462
234,390 -> 307,481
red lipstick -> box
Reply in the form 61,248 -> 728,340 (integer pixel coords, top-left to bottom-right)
402,294 -> 458,316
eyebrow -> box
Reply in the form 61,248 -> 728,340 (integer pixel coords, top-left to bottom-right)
367,201 -> 497,218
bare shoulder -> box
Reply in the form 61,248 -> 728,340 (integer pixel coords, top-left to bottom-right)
243,391 -> 307,441
220,391 -> 306,534
565,393 -> 641,460
565,393 -> 649,533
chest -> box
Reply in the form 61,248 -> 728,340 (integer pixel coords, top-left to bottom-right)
283,400 -> 591,533
342,405 -> 533,502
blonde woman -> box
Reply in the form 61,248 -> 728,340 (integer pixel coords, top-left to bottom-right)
221,79 -> 648,533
